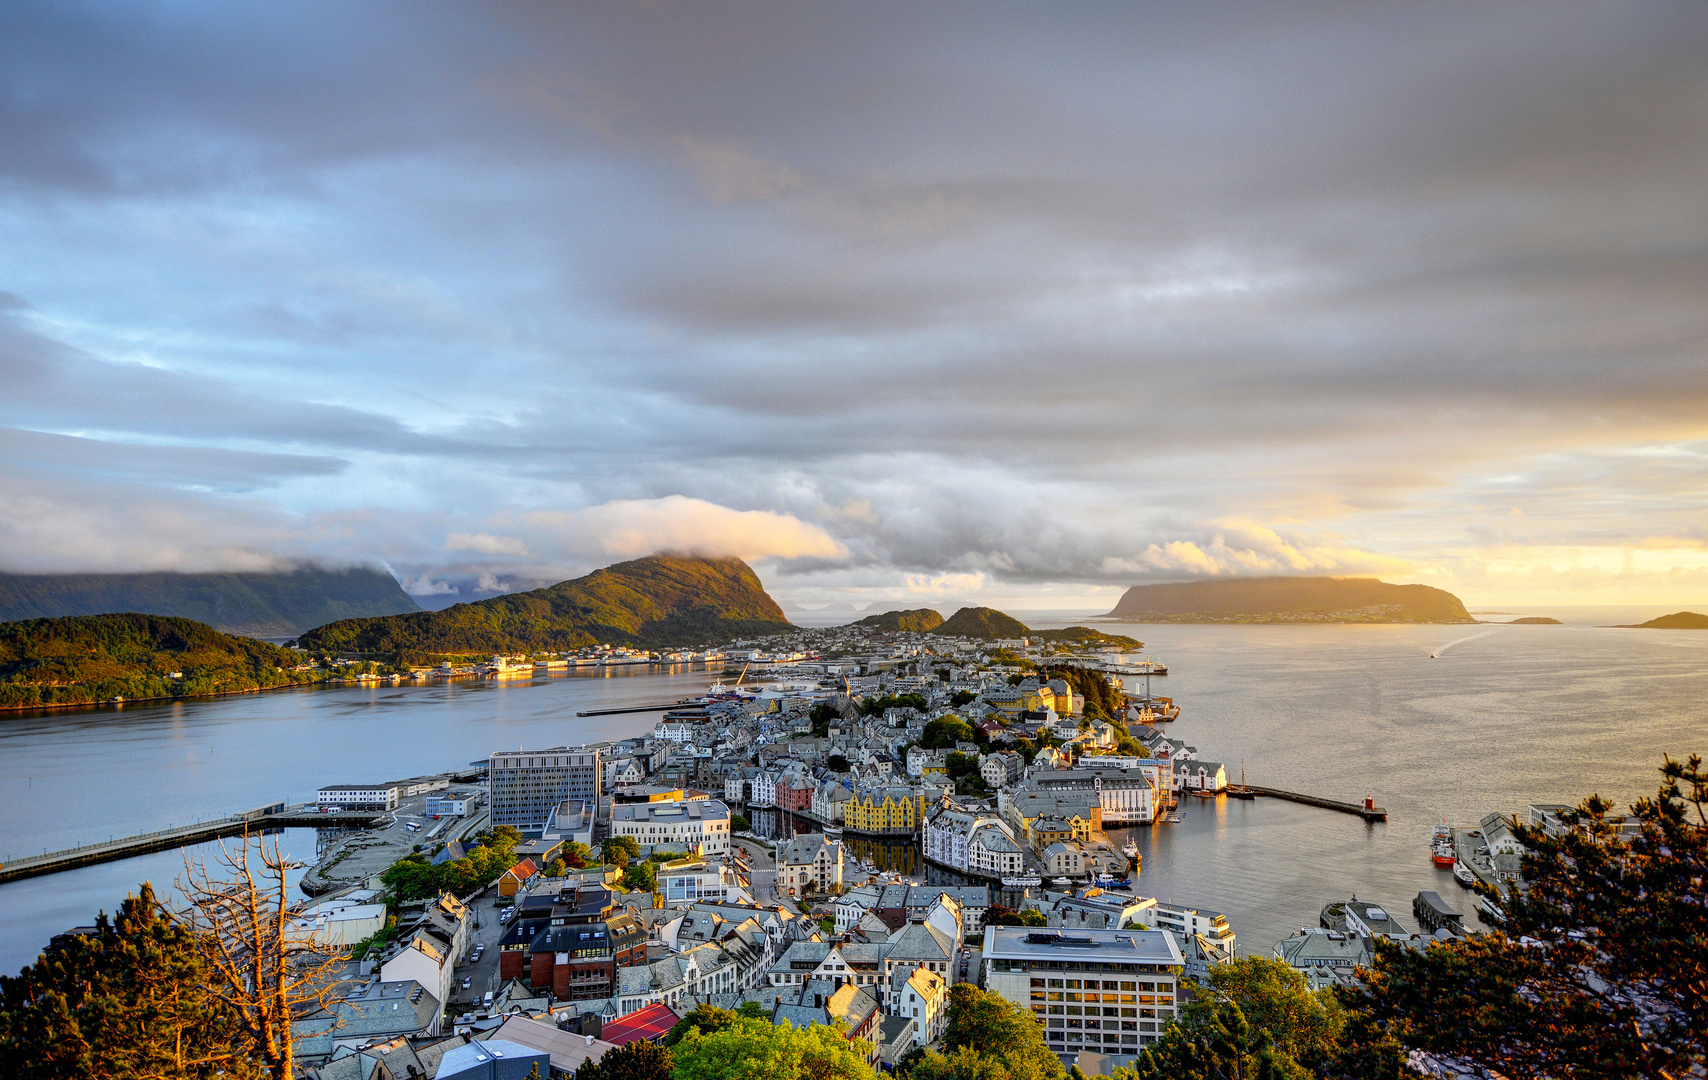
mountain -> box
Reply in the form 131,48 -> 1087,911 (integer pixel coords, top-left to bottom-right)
295,554 -> 792,658
1102,576 -> 1474,624
851,608 -> 945,633
1615,611 -> 1708,630
930,606 -> 1032,639
0,568 -> 420,638
0,613 -> 325,711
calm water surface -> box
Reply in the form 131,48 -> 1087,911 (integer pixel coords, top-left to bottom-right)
2,624 -> 1703,973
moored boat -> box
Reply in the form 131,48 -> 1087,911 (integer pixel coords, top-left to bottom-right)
1453,862 -> 1475,888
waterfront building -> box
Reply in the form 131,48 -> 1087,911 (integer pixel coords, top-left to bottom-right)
1042,843 -> 1085,877
1273,929 -> 1370,990
1028,766 -> 1164,825
424,793 -> 472,818
1179,761 -> 1228,792
317,783 -> 399,811
489,747 -> 605,833
778,832 -> 845,895
922,803 -> 1026,878
844,786 -> 927,834
980,927 -> 1185,1056
610,799 -> 732,856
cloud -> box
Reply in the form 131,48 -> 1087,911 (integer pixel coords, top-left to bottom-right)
527,496 -> 847,563
445,532 -> 533,557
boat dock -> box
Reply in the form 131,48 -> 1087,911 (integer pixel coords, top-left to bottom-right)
575,699 -> 698,717
0,807 -> 382,884
1245,785 -> 1388,822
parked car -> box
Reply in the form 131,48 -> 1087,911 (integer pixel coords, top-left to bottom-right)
461,976 -> 472,990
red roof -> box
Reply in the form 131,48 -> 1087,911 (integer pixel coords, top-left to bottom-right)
601,1002 -> 679,1046
505,858 -> 537,881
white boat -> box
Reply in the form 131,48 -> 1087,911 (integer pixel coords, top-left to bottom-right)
1453,862 -> 1476,888
1121,839 -> 1140,860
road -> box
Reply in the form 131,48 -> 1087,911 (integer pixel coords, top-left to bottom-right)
732,836 -> 798,914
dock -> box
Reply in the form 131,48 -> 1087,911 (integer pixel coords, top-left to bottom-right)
575,699 -> 698,717
0,807 -> 382,885
1245,785 -> 1387,822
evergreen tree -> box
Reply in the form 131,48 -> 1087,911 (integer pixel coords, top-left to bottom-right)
574,1038 -> 673,1080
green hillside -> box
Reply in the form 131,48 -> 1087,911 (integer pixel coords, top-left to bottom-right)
1033,626 -> 1142,647
1617,611 -> 1708,629
0,567 -> 419,637
0,613 -> 325,711
851,608 -> 945,633
295,554 -> 792,658
930,606 -> 1032,639
1103,576 -> 1474,624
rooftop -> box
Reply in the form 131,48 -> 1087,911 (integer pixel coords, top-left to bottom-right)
982,926 -> 1184,966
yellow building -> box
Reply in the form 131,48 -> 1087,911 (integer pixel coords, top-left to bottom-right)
846,787 -> 928,834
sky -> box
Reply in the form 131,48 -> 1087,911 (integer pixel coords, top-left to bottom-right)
1,1 -> 1706,613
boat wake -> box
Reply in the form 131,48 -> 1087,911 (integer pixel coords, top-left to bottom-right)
1430,627 -> 1504,657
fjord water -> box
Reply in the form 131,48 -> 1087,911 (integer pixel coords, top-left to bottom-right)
2,623 -> 1704,974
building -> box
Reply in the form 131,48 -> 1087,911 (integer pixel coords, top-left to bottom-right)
291,979 -> 443,1062
657,858 -> 752,907
317,784 -> 399,811
889,964 -> 948,1047
1273,929 -> 1370,990
845,786 -> 927,835
489,747 -> 605,833
437,1039 -> 551,1080
498,858 -> 537,898
981,927 -> 1185,1057
922,803 -> 1027,878
1028,767 -> 1163,824
378,893 -> 468,1010
1042,843 -> 1085,877
610,799 -> 732,856
425,793 -> 473,818
778,832 -> 845,895
286,891 -> 387,947
981,751 -> 1024,788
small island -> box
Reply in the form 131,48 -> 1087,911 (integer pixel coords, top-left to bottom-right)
1102,576 -> 1475,624
1507,617 -> 1562,625
1614,611 -> 1708,630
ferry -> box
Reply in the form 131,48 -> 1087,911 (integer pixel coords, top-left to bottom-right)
1121,839 -> 1140,862
1431,822 -> 1457,867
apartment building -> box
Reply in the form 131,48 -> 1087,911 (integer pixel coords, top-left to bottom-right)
488,747 -> 604,833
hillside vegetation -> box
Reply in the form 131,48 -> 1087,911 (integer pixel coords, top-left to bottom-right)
0,567 -> 419,637
850,608 -> 945,633
1033,626 -> 1142,647
1617,610 -> 1708,629
0,613 -> 323,711
295,554 -> 792,658
1104,576 -> 1474,623
930,606 -> 1031,639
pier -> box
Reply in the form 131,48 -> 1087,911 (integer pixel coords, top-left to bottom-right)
575,699 -> 698,717
0,807 -> 382,885
1245,785 -> 1387,822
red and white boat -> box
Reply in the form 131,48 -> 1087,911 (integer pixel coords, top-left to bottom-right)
1431,822 -> 1457,867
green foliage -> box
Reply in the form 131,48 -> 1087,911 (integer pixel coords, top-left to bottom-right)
929,606 -> 1032,639
851,609 -> 946,633
0,883 -> 263,1079
574,1037 -> 674,1080
602,836 -> 641,867
1345,754 -> 1708,1079
0,613 -> 331,711
861,693 -> 930,717
671,1016 -> 875,1080
736,1001 -> 767,1019
381,829 -> 521,901
662,1004 -> 740,1047
1104,576 -> 1472,623
982,905 -> 1046,928
920,716 -> 974,749
909,983 -> 1063,1080
545,858 -> 567,877
349,913 -> 400,959
1112,727 -> 1150,757
810,701 -> 840,736
1030,627 -> 1142,647
1039,664 -> 1126,719
624,861 -> 658,893
730,813 -> 751,833
562,841 -> 593,868
0,567 -> 420,639
1125,997 -> 1296,1080
295,553 -> 793,658
944,751 -> 980,779
950,689 -> 976,707
1181,958 -> 1344,1067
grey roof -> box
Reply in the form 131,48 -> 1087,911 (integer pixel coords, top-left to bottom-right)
482,1017 -> 620,1075
981,927 -> 1184,966
437,1037 -> 552,1080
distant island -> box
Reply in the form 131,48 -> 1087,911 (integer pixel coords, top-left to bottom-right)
1614,611 -> 1708,630
852,608 -> 945,633
0,567 -> 419,637
295,553 -> 792,659
0,613 -> 326,711
922,606 -> 1140,647
1507,617 -> 1562,625
1102,576 -> 1475,624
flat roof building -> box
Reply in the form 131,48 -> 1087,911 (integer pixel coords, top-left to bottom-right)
489,748 -> 604,834
610,799 -> 731,856
981,927 -> 1184,1060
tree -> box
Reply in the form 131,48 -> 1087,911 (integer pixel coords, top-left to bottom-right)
1191,957 -> 1342,1065
730,813 -> 751,833
944,751 -> 980,779
563,840 -> 594,868
1126,998 -> 1293,1080
810,701 -> 839,737
574,1038 -> 673,1080
663,1003 -> 739,1046
1346,754 -> 1708,1080
982,905 -> 1046,928
912,983 -> 1064,1080
671,1016 -> 876,1080
920,716 -> 974,749
0,883 -> 264,1079
546,858 -> 568,877
950,690 -> 976,707
602,835 -> 641,868
177,834 -> 351,1080
1131,957 -> 1344,1079
624,860 -> 658,893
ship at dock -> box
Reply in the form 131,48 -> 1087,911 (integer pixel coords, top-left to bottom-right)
1431,821 -> 1457,866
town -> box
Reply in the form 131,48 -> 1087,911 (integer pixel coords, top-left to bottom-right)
259,621 -> 1524,1079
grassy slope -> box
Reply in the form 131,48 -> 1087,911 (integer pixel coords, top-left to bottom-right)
1619,611 -> 1708,629
295,554 -> 792,657
0,568 -> 420,637
0,613 -> 323,710
1103,576 -> 1474,623
851,609 -> 945,633
930,606 -> 1032,639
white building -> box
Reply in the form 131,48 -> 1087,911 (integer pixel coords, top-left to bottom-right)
317,784 -> 399,811
981,926 -> 1184,1057
922,803 -> 1027,878
610,799 -> 732,856
889,964 -> 948,1047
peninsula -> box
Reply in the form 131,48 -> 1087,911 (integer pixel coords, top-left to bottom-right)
0,567 -> 419,638
0,613 -> 326,711
294,553 -> 793,659
1102,576 -> 1474,624
1614,611 -> 1708,629
925,606 -> 1141,647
